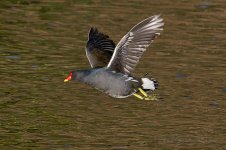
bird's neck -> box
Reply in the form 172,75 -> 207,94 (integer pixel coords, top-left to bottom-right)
75,70 -> 92,81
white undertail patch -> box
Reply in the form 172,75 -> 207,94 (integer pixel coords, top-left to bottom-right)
141,78 -> 155,90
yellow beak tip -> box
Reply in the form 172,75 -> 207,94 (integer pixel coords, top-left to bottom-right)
64,79 -> 68,82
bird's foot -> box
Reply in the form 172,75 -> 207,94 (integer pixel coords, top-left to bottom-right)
144,94 -> 158,101
133,88 -> 158,101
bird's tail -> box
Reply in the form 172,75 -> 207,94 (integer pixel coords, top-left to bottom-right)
141,77 -> 158,91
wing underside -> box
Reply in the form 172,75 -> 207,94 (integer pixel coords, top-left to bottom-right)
107,15 -> 164,74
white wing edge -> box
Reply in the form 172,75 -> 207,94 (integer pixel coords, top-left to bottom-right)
107,15 -> 164,68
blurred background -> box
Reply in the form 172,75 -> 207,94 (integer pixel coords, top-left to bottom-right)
0,0 -> 226,149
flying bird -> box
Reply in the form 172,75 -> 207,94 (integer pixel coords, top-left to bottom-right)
64,15 -> 164,100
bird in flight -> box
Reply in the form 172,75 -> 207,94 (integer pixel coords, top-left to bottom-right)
64,15 -> 164,100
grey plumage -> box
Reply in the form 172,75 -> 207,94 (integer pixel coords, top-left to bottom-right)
66,15 -> 163,98
72,68 -> 140,98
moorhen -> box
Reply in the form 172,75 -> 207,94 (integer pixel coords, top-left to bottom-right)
64,15 -> 164,100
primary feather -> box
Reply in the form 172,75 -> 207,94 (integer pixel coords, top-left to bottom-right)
85,27 -> 115,68
107,15 -> 164,74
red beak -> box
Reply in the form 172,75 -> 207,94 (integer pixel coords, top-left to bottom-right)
64,72 -> 72,82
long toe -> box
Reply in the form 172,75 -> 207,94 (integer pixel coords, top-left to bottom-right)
145,95 -> 158,101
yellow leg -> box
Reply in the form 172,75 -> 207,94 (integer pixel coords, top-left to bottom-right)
133,93 -> 144,100
138,88 -> 148,97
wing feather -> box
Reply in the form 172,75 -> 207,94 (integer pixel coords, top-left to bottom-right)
85,27 -> 115,68
107,15 -> 164,74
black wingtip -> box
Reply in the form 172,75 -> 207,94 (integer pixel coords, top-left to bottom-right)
87,27 -> 115,48
89,27 -> 98,39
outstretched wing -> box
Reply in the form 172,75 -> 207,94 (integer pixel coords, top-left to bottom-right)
107,15 -> 164,74
85,27 -> 116,68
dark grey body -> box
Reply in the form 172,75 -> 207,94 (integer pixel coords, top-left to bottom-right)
72,68 -> 141,98
65,16 -> 162,98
